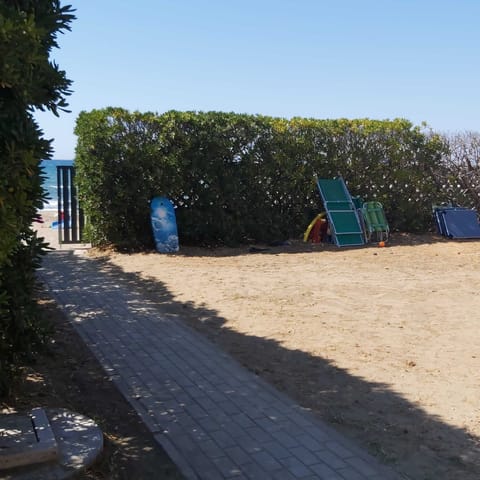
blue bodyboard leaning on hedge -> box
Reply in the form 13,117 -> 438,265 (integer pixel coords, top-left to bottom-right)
150,197 -> 179,253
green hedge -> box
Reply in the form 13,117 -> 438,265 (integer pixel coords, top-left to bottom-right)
75,108 -> 449,249
0,0 -> 74,395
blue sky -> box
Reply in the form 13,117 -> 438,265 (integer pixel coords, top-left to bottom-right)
35,0 -> 480,159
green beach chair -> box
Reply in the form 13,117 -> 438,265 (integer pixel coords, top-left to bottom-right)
316,177 -> 365,247
362,201 -> 389,242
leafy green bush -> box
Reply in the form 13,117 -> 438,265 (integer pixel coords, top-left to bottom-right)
0,232 -> 51,394
435,132 -> 480,211
75,109 -> 449,249
0,0 -> 74,396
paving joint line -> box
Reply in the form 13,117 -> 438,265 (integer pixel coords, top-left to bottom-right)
38,251 -> 402,480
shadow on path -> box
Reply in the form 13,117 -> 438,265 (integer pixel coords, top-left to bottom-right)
40,251 -> 480,480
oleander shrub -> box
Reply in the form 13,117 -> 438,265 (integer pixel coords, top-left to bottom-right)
75,109 -> 450,249
0,0 -> 74,396
436,132 -> 480,211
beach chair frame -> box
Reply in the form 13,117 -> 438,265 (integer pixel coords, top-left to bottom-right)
316,177 -> 365,247
362,201 -> 390,242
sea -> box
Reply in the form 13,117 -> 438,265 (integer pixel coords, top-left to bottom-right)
40,159 -> 74,211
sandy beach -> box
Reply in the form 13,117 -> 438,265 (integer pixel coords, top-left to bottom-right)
34,211 -> 90,251
35,212 -> 480,478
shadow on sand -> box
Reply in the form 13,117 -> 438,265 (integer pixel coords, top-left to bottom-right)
140,232 -> 478,259
39,250 -> 480,480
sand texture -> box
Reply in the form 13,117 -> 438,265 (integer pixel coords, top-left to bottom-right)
35,212 -> 480,478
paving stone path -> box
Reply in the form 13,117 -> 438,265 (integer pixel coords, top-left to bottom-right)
38,251 -> 401,480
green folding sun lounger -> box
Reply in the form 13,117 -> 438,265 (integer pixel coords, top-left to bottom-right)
316,177 -> 365,247
362,201 -> 389,242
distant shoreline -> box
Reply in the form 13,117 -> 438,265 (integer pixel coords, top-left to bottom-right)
41,159 -> 74,211
33,210 -> 90,250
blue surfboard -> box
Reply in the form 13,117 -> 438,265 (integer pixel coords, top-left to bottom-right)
150,196 -> 179,252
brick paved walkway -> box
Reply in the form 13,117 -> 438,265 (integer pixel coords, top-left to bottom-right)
38,251 -> 401,480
